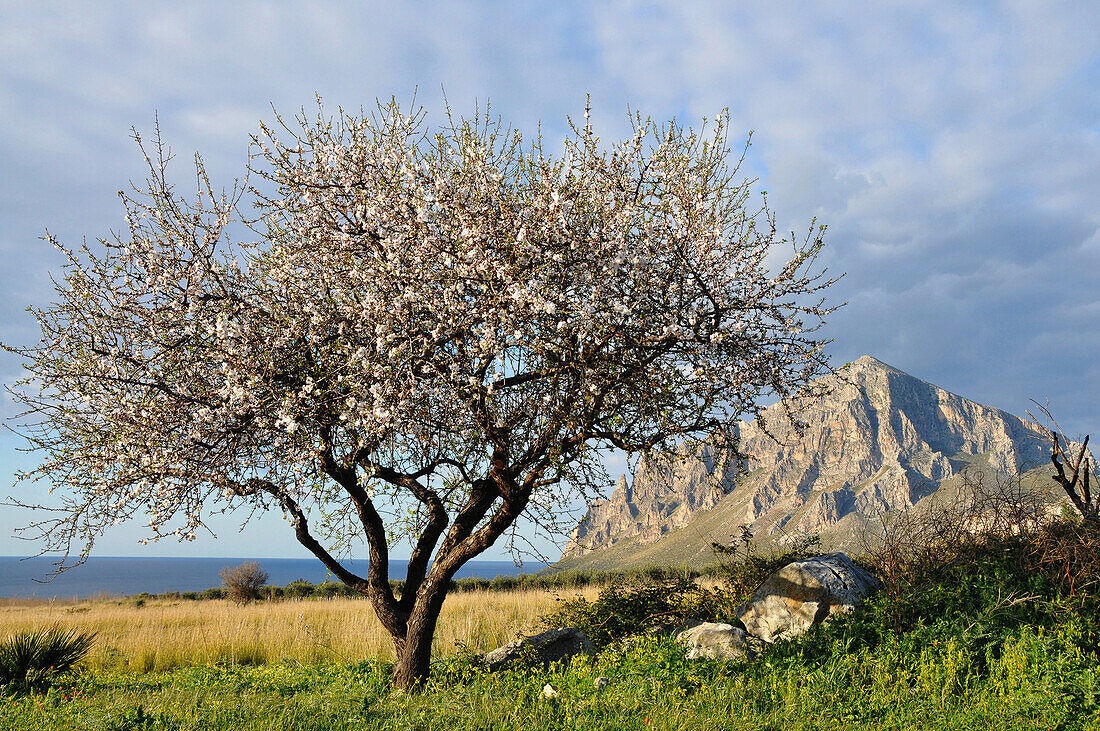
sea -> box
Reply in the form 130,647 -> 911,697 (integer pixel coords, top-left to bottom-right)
0,556 -> 548,600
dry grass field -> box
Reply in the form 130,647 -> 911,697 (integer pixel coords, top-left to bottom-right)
0,587 -> 596,672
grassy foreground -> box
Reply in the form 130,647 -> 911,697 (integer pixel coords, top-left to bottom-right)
3,519 -> 1100,729
0,620 -> 1096,730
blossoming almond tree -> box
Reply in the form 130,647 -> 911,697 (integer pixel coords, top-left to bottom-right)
7,100 -> 836,686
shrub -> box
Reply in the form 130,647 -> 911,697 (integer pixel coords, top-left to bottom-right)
282,579 -> 315,599
451,577 -> 491,593
0,627 -> 95,694
859,471 -> 1048,588
1028,519 -> 1100,607
488,575 -> 518,592
313,580 -> 355,599
219,562 -> 269,605
858,468 -> 1100,626
541,530 -> 833,649
544,577 -> 736,648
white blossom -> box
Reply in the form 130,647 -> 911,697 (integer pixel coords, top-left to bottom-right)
8,98 -> 836,688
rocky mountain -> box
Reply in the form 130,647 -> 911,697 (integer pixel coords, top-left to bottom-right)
560,355 -> 1063,569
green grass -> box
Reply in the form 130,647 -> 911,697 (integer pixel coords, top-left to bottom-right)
5,521 -> 1099,729
1,622 -> 1097,730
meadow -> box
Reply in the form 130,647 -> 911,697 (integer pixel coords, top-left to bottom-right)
0,587 -> 592,672
0,602 -> 1096,730
2,520 -> 1100,729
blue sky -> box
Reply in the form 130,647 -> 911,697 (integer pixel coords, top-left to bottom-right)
1,1 -> 1098,560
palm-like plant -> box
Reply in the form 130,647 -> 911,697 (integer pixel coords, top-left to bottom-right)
0,627 -> 95,694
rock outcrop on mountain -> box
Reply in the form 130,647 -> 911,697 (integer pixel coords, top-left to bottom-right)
561,356 -> 1058,568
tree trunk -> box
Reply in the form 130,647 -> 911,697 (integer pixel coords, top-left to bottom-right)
386,496 -> 527,688
391,625 -> 434,689
389,582 -> 446,688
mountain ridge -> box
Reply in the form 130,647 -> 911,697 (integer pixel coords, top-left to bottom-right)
559,355 -> 1060,569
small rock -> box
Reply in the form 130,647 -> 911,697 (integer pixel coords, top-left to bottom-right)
542,683 -> 559,699
674,622 -> 751,660
593,676 -> 610,690
484,627 -> 595,671
736,552 -> 881,643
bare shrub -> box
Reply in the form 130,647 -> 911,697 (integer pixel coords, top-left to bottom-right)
1032,521 -> 1098,596
220,562 -> 269,605
860,467 -> 1100,611
859,468 -> 1052,586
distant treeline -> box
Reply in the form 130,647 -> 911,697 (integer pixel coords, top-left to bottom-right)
126,564 -> 720,602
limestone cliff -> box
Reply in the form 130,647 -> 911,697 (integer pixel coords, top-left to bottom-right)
562,356 -> 1056,566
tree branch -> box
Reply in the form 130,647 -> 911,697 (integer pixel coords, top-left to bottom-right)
241,479 -> 367,589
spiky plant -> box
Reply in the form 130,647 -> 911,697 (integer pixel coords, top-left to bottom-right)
0,627 -> 95,694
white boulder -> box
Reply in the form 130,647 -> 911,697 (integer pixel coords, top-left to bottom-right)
674,622 -> 752,660
736,552 -> 881,643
